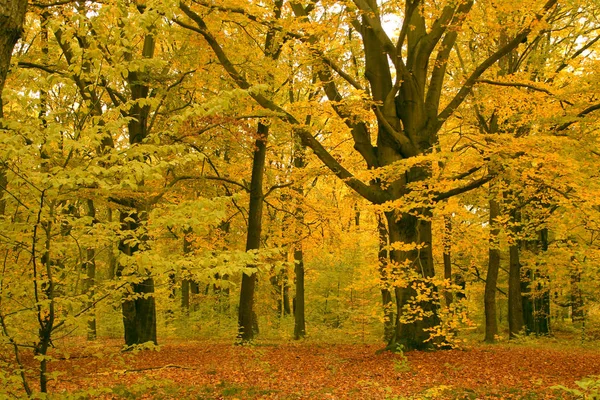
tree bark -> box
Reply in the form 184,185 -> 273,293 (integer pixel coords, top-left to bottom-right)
536,228 -> 551,334
484,198 -> 501,342
387,209 -> 440,350
117,26 -> 158,347
377,214 -> 395,342
571,266 -> 584,323
0,0 -> 28,215
443,216 -> 453,307
84,200 -> 97,341
118,209 -> 157,346
508,208 -> 525,338
237,123 -> 268,341
181,228 -> 192,311
292,138 -> 307,339
293,240 -> 306,339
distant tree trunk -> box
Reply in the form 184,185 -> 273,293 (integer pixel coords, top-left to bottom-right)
377,214 -> 394,342
84,200 -> 97,341
521,265 -> 534,334
190,281 -> 200,294
536,228 -> 551,334
570,261 -> 584,323
216,220 -> 231,305
237,122 -> 268,341
107,208 -> 117,279
271,270 -> 291,317
508,242 -> 524,337
521,227 -> 551,335
181,279 -> 190,310
508,208 -> 524,338
181,228 -> 192,311
443,216 -> 453,307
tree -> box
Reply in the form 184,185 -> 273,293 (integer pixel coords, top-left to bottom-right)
178,0 -> 560,349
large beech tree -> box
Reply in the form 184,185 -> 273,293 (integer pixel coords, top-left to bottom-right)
178,0 -> 558,349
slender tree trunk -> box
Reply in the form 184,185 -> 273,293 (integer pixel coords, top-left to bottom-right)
181,227 -> 192,311
84,200 -> 97,340
484,199 -> 501,342
443,216 -> 453,307
236,0 -> 282,342
282,275 -> 291,316
181,279 -> 190,310
571,262 -> 584,323
520,233 -> 536,335
271,270 -> 291,317
292,140 -> 307,339
377,214 -> 394,342
508,209 -> 525,338
536,228 -> 550,334
293,240 -> 306,339
521,265 -> 534,334
238,123 -> 268,341
107,208 -> 117,279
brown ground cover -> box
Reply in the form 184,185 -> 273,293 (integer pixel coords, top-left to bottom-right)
11,340 -> 600,399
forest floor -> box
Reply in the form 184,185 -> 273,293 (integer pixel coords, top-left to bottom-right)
10,338 -> 600,399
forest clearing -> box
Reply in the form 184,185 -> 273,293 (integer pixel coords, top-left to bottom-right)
3,0 -> 600,398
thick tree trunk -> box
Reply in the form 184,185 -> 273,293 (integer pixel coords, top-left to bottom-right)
484,199 -> 501,342
0,0 -> 27,114
237,123 -> 268,341
387,210 -> 440,350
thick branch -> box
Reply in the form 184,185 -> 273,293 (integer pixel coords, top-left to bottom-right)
351,0 -> 398,60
